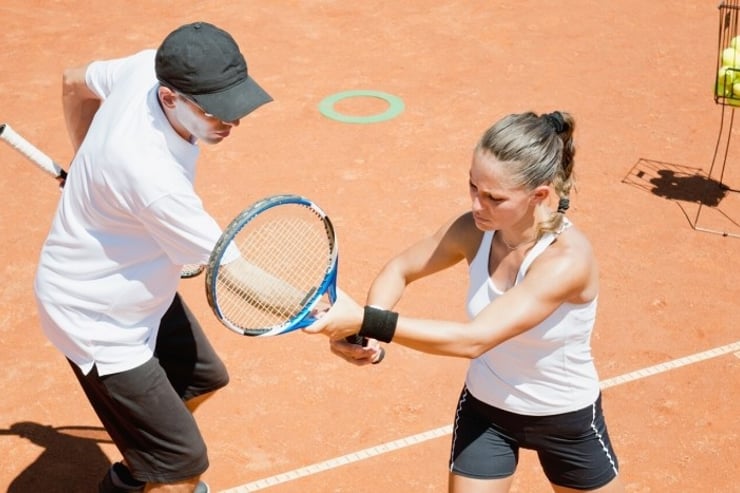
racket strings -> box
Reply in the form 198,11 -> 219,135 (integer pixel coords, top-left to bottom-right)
215,209 -> 333,331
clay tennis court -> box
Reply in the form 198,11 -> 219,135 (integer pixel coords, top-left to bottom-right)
1,1 -> 738,492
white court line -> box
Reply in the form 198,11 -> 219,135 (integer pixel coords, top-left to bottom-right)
598,340 -> 740,389
220,340 -> 740,493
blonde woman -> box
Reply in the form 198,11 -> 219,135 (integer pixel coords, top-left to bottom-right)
307,111 -> 625,493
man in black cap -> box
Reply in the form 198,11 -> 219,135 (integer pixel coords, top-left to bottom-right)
33,22 -> 272,493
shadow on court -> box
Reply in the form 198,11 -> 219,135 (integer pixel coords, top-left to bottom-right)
622,157 -> 740,236
622,158 -> 729,206
0,422 -> 112,492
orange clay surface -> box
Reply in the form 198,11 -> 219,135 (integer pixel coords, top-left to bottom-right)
0,2 -> 738,492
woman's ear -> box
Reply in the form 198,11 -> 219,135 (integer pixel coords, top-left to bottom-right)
530,185 -> 550,206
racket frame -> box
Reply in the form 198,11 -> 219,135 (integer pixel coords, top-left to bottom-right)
205,194 -> 338,337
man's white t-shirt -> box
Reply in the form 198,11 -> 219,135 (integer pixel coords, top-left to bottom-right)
34,49 -> 223,376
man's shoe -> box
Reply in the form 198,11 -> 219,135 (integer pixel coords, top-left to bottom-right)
98,462 -> 145,493
99,462 -> 208,493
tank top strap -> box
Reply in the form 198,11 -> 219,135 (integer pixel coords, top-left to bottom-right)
515,218 -> 572,285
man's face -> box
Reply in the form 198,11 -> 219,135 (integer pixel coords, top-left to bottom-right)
174,94 -> 240,144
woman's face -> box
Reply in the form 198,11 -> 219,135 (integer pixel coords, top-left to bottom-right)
468,149 -> 537,231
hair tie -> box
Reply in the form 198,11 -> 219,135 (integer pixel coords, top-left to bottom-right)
557,197 -> 570,213
544,112 -> 567,134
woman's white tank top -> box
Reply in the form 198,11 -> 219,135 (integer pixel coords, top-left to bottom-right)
464,226 -> 600,415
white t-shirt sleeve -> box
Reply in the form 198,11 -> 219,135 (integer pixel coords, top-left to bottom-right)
85,49 -> 156,100
140,191 -> 223,266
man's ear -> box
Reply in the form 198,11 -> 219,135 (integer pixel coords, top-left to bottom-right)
158,86 -> 178,110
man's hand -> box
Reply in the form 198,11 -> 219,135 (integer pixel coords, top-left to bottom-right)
329,337 -> 385,366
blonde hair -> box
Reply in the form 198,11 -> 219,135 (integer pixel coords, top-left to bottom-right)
476,111 -> 576,237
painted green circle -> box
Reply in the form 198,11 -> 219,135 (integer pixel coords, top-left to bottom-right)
318,90 -> 405,124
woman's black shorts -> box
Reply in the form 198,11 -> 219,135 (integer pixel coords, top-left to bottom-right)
449,387 -> 620,490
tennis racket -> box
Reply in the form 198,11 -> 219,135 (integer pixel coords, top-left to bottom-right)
0,122 -> 203,279
205,194 -> 342,337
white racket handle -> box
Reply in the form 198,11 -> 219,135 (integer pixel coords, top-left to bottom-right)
0,123 -> 67,179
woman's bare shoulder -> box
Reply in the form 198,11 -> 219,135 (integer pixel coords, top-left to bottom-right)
534,225 -> 598,301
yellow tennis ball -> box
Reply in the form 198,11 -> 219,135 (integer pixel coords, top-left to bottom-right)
731,36 -> 740,49
732,82 -> 740,97
717,66 -> 736,96
722,47 -> 740,68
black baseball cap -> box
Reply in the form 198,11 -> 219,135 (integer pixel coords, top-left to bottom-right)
155,22 -> 272,122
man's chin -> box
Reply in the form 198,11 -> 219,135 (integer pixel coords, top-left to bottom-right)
200,135 -> 226,145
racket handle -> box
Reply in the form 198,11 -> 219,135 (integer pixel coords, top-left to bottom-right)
345,334 -> 368,347
0,123 -> 67,179
180,264 -> 204,279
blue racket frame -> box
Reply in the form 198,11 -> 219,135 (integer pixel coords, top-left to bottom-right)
205,194 -> 338,336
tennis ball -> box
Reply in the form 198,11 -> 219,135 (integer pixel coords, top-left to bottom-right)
733,81 -> 740,97
731,36 -> 740,49
727,80 -> 740,105
717,66 -> 736,96
722,47 -> 740,68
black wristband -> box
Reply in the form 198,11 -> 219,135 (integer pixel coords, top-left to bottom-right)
358,305 -> 398,343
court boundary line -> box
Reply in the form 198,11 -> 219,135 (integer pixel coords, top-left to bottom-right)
220,340 -> 740,493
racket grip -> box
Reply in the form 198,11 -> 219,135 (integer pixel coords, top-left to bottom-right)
345,334 -> 368,347
0,123 -> 66,179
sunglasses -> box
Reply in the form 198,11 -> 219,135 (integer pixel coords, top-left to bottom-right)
177,92 -> 217,119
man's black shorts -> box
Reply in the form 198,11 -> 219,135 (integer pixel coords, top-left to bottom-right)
70,293 -> 229,483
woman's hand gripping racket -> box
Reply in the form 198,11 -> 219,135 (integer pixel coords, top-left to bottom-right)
0,122 -> 204,279
205,194 -> 342,336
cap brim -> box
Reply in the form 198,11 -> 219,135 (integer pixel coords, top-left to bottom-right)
192,76 -> 272,122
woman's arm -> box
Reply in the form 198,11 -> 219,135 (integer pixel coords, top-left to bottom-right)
309,228 -> 595,359
366,212 -> 475,308
326,212 -> 474,364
